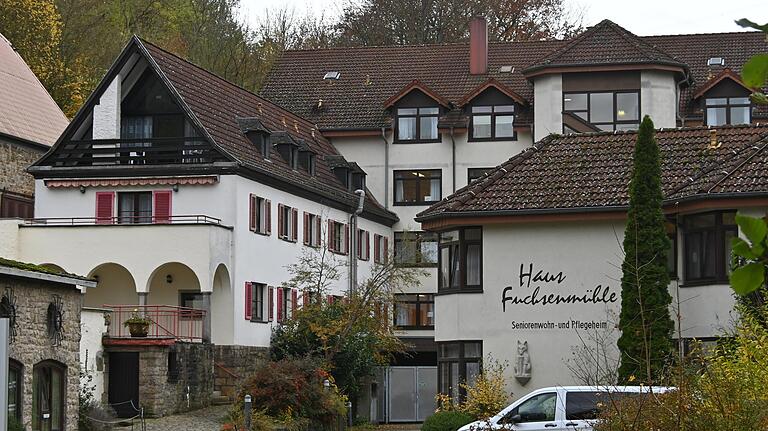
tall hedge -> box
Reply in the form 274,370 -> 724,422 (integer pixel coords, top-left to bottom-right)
617,115 -> 674,383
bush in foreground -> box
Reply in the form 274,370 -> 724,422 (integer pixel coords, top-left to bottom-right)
421,411 -> 475,431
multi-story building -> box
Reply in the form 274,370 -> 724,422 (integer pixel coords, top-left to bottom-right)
261,18 -> 768,421
0,32 -> 69,217
1,36 -> 397,418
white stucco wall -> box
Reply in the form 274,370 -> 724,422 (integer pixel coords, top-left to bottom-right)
533,74 -> 563,141
640,70 -> 678,128
80,308 -> 107,401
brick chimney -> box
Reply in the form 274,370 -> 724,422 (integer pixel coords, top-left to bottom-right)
470,17 -> 488,75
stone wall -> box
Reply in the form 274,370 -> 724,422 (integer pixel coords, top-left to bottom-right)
105,342 -> 214,418
213,345 -> 269,399
0,137 -> 45,197
2,274 -> 82,431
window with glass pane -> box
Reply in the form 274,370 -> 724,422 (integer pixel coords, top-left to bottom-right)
394,232 -> 438,266
33,361 -> 65,431
396,107 -> 439,142
8,360 -> 21,420
438,341 -> 482,403
118,191 -> 152,224
706,97 -> 751,126
438,228 -> 482,291
470,105 -> 515,140
468,167 -> 493,184
394,170 -> 441,204
393,294 -> 434,328
683,211 -> 737,284
564,91 -> 640,132
503,393 -> 557,423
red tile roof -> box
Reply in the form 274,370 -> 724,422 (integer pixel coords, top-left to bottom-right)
416,124 -> 768,220
691,68 -> 752,99
261,24 -> 768,131
0,32 -> 68,146
522,20 -> 687,77
139,39 -> 396,223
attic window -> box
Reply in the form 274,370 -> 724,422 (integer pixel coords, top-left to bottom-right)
324,71 -> 341,80
707,57 -> 725,67
499,66 -> 514,73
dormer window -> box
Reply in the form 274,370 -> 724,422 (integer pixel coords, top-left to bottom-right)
352,172 -> 365,191
705,97 -> 750,126
470,105 -> 515,141
271,132 -> 300,167
298,151 -> 316,175
237,117 -> 271,158
396,107 -> 440,142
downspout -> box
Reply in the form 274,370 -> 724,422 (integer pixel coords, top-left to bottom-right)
349,189 -> 366,295
675,70 -> 693,127
450,126 -> 456,193
380,127 -> 389,209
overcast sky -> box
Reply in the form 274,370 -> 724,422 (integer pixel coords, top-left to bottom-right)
242,0 -> 768,36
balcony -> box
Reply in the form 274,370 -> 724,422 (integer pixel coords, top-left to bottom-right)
23,214 -> 225,226
43,137 -> 229,167
104,304 -> 206,343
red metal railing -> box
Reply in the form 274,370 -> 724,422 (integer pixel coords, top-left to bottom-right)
23,214 -> 223,226
104,304 -> 206,342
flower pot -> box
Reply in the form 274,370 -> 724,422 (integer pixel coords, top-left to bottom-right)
127,321 -> 149,337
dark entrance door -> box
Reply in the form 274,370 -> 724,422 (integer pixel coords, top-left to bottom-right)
108,352 -> 140,417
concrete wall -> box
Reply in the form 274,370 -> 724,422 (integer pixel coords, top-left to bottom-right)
3,275 -> 82,431
533,74 -> 563,141
641,70 -> 678,128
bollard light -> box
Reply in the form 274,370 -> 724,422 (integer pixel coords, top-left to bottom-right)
244,394 -> 253,431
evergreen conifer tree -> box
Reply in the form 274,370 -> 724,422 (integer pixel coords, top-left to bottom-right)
617,115 -> 674,383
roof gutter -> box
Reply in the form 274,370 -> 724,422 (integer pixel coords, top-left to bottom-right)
675,69 -> 693,127
381,127 -> 389,210
416,192 -> 768,223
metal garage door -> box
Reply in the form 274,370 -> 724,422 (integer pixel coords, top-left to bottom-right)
387,366 -> 437,422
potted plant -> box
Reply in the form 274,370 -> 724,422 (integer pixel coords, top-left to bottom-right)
123,309 -> 152,337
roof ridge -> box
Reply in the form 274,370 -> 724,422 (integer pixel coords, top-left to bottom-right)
137,36 -> 326,133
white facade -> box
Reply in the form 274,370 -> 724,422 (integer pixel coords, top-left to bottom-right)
640,70 -> 678,129
533,74 -> 563,141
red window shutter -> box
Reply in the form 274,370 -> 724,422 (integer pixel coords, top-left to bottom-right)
244,282 -> 252,320
302,290 -> 309,307
315,217 -> 321,246
344,224 -> 350,255
291,289 -> 298,315
303,212 -> 310,245
249,195 -> 256,232
277,204 -> 284,237
374,235 -> 380,262
365,231 -> 370,260
265,200 -> 272,235
153,190 -> 172,224
328,220 -> 335,251
384,237 -> 389,263
268,287 -> 274,321
95,192 -> 115,224
291,208 -> 298,241
277,288 -> 284,322
327,295 -> 334,305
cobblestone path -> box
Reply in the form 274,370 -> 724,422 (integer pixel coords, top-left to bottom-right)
141,404 -> 229,431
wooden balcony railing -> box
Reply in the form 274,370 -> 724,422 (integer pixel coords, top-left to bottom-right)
104,304 -> 206,342
23,214 -> 224,226
45,137 -> 228,166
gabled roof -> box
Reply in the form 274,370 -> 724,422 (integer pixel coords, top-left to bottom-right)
416,124 -> 768,221
31,36 -> 397,225
692,68 -> 753,99
0,33 -> 68,147
262,24 -> 768,131
522,20 -> 687,77
457,78 -> 527,106
383,80 -> 450,109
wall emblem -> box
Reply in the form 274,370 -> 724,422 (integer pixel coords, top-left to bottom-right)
47,294 -> 64,346
514,340 -> 532,385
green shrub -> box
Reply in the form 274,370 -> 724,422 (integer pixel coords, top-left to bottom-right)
232,358 -> 346,427
422,411 -> 475,431
8,416 -> 24,431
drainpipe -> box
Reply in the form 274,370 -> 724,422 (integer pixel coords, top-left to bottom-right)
450,126 -> 456,193
349,190 -> 366,295
380,128 -> 389,209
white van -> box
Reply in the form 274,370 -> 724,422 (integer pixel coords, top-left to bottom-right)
458,386 -> 674,431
